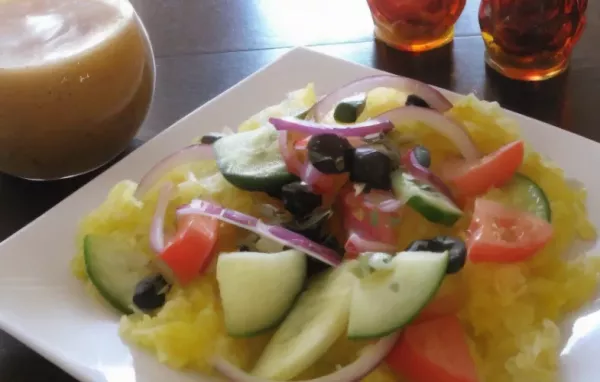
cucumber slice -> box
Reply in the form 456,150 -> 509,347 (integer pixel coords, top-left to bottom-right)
213,125 -> 297,192
252,264 -> 356,380
348,251 -> 448,339
216,250 -> 306,337
392,171 -> 462,226
83,235 -> 152,314
495,173 -> 551,222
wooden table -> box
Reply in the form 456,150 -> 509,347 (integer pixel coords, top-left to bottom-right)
0,0 -> 598,380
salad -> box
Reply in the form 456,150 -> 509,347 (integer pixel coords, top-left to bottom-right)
71,75 -> 600,382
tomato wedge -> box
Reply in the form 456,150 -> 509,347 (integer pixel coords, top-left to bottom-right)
157,215 -> 219,285
387,315 -> 479,382
293,136 -> 312,152
341,187 -> 402,248
279,131 -> 305,176
442,140 -> 524,197
467,199 -> 553,263
304,165 -> 348,195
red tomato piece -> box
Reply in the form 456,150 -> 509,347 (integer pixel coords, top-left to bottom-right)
293,136 -> 311,151
303,165 -> 348,195
157,215 -> 219,285
279,131 -> 305,177
467,199 -> 553,263
341,187 -> 402,247
387,315 -> 479,382
442,140 -> 525,197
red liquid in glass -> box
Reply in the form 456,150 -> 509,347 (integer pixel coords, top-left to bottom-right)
367,0 -> 466,52
479,0 -> 588,80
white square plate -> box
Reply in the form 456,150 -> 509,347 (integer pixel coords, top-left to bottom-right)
0,47 -> 599,382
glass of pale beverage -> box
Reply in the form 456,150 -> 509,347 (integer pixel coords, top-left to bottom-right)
0,0 -> 155,180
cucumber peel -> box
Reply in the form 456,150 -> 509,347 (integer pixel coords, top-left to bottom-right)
494,173 -> 551,222
83,235 -> 152,314
213,125 -> 297,192
347,251 -> 448,339
392,171 -> 462,226
252,264 -> 355,380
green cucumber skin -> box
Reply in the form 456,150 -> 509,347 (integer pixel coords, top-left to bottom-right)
509,173 -> 552,222
83,236 -> 133,315
251,264 -> 355,380
392,171 -> 462,226
347,254 -> 449,340
228,323 -> 277,338
213,127 -> 298,192
406,195 -> 462,226
218,168 -> 297,192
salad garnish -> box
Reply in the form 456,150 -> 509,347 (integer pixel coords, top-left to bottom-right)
73,74 -> 598,382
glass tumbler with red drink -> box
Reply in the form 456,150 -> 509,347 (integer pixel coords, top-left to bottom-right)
366,0 -> 466,52
479,0 -> 588,81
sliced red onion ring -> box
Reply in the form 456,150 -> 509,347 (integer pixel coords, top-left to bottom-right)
401,147 -> 455,202
212,333 -> 399,382
309,74 -> 452,121
176,200 -> 341,266
149,183 -> 174,253
345,232 -> 398,254
378,106 -> 480,161
269,117 -> 394,137
134,144 -> 214,199
362,191 -> 404,213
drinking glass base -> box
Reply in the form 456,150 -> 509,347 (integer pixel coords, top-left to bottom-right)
373,24 -> 454,52
485,52 -> 569,81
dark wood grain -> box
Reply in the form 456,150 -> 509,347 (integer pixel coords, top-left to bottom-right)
1,0 -> 600,381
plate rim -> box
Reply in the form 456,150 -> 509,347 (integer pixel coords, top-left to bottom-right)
1,45 -> 599,382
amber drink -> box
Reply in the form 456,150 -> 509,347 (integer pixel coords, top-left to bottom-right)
479,0 -> 588,81
366,0 -> 466,52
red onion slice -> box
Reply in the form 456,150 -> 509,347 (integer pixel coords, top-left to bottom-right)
309,74 -> 452,121
345,232 -> 398,254
378,106 -> 480,161
212,333 -> 399,382
269,117 -> 394,137
134,144 -> 214,199
149,183 -> 174,253
176,200 -> 341,266
362,191 -> 404,213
